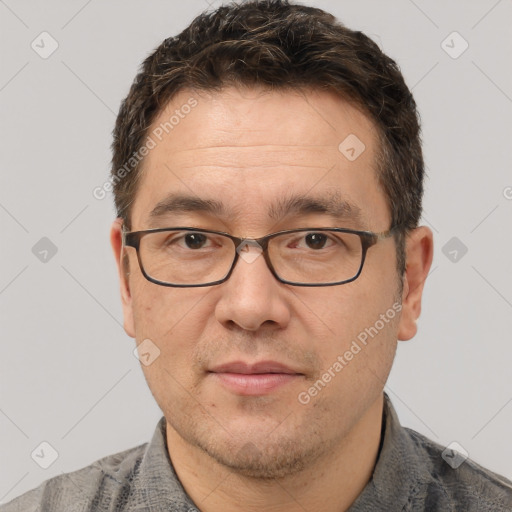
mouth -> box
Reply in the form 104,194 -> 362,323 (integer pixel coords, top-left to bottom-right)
208,360 -> 304,396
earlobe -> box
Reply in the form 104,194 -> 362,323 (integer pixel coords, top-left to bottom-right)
397,226 -> 434,341
110,218 -> 136,338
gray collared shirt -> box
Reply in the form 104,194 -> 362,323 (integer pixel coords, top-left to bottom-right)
2,393 -> 511,511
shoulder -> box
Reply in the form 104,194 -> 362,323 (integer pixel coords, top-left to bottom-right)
404,427 -> 512,511
0,442 -> 148,512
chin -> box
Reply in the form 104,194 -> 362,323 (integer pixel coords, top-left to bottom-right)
184,417 -> 330,480
201,437 -> 314,480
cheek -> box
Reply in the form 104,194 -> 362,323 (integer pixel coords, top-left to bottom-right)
306,279 -> 400,367
131,286 -> 209,394
130,280 -> 161,334
130,280 -> 213,352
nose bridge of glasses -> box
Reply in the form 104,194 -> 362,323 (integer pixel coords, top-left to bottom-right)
224,234 -> 282,284
233,236 -> 266,266
231,233 -> 271,249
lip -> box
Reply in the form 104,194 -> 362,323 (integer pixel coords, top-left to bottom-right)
209,360 -> 299,375
208,360 -> 303,396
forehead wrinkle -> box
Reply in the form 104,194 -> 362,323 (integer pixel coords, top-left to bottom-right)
171,144 -> 334,150
162,145 -> 341,173
165,144 -> 338,161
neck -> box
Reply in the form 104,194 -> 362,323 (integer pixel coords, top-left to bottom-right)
165,393 -> 385,512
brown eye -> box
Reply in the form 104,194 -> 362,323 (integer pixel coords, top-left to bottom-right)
183,233 -> 208,249
304,233 -> 328,250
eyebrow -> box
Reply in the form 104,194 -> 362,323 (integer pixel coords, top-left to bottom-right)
148,192 -> 365,227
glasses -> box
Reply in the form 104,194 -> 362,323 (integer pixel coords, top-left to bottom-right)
122,225 -> 399,287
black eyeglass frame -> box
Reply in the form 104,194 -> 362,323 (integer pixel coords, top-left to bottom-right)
122,225 -> 401,288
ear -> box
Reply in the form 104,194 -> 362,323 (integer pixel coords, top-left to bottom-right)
110,218 -> 135,338
397,226 -> 434,341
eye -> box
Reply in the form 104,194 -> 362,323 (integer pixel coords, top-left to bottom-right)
181,232 -> 209,249
290,232 -> 336,250
303,233 -> 330,250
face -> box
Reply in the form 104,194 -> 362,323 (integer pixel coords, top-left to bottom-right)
111,86 -> 427,479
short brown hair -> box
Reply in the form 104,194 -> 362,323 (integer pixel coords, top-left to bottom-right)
111,0 -> 424,278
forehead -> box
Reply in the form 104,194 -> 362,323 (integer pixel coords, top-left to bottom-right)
131,86 -> 389,231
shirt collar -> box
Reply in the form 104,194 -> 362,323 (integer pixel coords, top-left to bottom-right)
131,416 -> 198,511
348,392 -> 431,510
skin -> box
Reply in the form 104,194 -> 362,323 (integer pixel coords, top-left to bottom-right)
111,86 -> 433,512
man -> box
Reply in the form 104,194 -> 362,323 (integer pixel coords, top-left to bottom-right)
3,1 -> 511,511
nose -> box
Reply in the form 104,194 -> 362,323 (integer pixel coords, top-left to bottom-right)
214,242 -> 291,331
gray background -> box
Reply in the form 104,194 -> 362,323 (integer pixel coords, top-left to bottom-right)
1,0 -> 511,503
